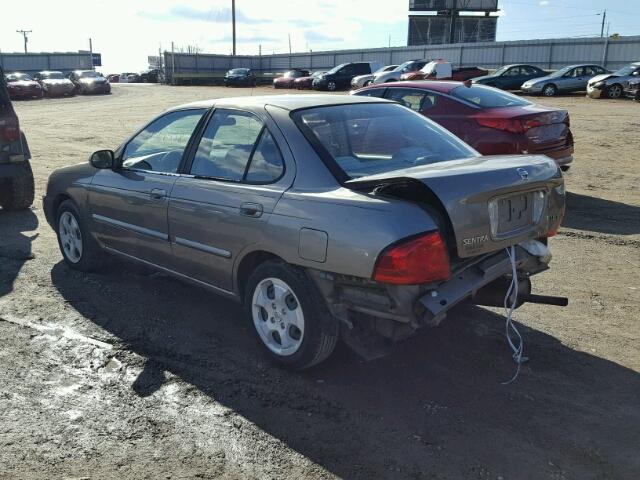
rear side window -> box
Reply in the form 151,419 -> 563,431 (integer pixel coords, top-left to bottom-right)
451,85 -> 530,108
245,130 -> 284,183
355,88 -> 386,98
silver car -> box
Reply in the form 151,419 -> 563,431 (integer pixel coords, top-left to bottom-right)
351,64 -> 398,89
521,64 -> 608,96
43,95 -> 565,369
587,62 -> 640,99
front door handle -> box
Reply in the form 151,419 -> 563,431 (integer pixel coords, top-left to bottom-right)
240,202 -> 263,218
150,188 -> 166,199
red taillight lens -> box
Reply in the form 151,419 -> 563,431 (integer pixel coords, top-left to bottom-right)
476,116 -> 524,134
1,119 -> 20,142
373,231 -> 451,285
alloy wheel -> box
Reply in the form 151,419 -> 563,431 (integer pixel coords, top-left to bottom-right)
608,84 -> 623,99
58,211 -> 83,263
252,277 -> 305,356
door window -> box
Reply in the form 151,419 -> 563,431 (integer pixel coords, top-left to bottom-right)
190,109 -> 263,181
385,88 -> 438,112
122,109 -> 206,173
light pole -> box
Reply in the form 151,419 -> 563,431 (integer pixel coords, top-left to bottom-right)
16,30 -> 32,53
231,0 -> 236,55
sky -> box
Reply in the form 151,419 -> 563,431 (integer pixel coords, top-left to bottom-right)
1,0 -> 638,74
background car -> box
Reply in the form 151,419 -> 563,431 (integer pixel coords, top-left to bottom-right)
353,81 -> 574,170
42,95 -> 564,369
0,67 -> 34,210
402,64 -> 488,81
117,72 -> 138,83
33,71 -> 76,97
294,71 -> 325,90
587,62 -> 640,99
472,64 -> 547,90
312,62 -> 381,91
521,64 -> 609,96
4,73 -> 42,100
350,64 -> 398,89
371,59 -> 428,84
139,69 -> 162,83
400,60 -> 452,81
624,78 -> 640,101
107,74 -> 120,83
224,68 -> 257,87
273,69 -> 310,89
69,70 -> 111,95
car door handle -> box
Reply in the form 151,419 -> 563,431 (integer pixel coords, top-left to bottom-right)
150,188 -> 166,199
240,202 -> 263,218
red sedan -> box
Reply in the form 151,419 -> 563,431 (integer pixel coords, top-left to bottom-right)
273,69 -> 310,89
5,73 -> 43,100
294,71 -> 325,90
352,80 -> 574,170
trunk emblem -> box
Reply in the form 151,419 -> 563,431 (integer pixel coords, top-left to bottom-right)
517,168 -> 529,180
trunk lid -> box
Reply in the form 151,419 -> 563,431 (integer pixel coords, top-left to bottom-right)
474,104 -> 571,154
345,154 -> 565,258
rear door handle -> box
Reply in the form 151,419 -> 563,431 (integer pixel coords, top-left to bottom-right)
240,202 -> 263,218
150,188 -> 166,199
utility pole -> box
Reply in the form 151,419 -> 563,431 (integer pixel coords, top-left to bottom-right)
448,7 -> 459,44
288,33 -> 292,54
16,30 -> 32,53
600,10 -> 607,38
89,38 -> 94,70
231,0 -> 236,55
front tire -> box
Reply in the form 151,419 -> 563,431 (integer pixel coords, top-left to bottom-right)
326,81 -> 337,92
542,84 -> 557,96
607,83 -> 623,99
55,200 -> 103,271
0,163 -> 35,211
244,261 -> 338,370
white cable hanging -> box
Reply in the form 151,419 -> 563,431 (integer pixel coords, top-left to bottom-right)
502,245 -> 527,385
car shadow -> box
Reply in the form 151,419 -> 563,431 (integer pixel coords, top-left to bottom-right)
563,192 -> 640,235
0,208 -> 38,299
50,261 -> 639,479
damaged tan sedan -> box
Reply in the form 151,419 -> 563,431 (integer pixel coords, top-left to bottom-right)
43,95 -> 567,369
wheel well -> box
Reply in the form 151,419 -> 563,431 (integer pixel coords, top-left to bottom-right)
53,194 -> 72,217
236,251 -> 283,299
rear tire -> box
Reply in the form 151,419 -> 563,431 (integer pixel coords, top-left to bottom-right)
607,83 -> 623,99
0,163 -> 35,211
244,260 -> 339,370
55,200 -> 104,272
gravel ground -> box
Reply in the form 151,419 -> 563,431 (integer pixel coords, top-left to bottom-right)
1,84 -> 638,480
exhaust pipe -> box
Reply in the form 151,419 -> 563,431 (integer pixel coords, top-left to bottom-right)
472,277 -> 568,308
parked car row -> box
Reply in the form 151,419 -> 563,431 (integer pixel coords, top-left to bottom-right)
107,69 -> 163,84
4,70 -> 111,100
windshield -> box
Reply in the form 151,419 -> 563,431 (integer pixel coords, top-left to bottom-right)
79,71 -> 99,78
229,69 -> 248,75
327,64 -> 349,75
451,85 -> 531,108
549,66 -> 572,78
6,73 -> 33,82
613,64 -> 638,76
284,71 -> 301,78
42,72 -> 65,80
293,103 -> 476,180
493,66 -> 511,76
393,61 -> 413,72
312,71 -> 325,77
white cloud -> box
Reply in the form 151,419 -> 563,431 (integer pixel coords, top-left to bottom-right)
539,0 -> 549,5
0,0 -> 409,73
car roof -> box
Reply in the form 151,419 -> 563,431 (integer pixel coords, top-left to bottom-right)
170,94 -> 390,112
359,80 -> 465,94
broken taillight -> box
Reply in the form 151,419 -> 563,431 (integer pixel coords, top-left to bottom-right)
373,231 -> 451,285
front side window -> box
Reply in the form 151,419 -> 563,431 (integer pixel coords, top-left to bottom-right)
190,109 -> 263,181
504,67 -> 522,76
451,85 -> 530,108
122,109 -> 206,173
293,103 -> 476,180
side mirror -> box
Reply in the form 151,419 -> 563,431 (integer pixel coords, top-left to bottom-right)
90,150 -> 115,169
633,71 -> 639,76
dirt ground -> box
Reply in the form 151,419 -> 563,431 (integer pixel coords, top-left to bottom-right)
1,84 -> 638,480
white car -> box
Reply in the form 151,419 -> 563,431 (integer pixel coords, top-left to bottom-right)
371,59 -> 428,84
586,62 -> 640,99
350,64 -> 398,89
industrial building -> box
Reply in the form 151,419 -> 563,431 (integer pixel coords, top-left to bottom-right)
408,0 -> 499,45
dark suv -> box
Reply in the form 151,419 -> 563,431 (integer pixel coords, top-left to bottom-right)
0,67 -> 34,211
313,62 -> 378,91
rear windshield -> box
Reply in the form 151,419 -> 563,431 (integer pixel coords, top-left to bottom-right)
6,73 -> 33,82
229,68 -> 249,75
79,71 -> 99,78
451,85 -> 530,108
293,103 -> 476,180
42,72 -> 65,79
